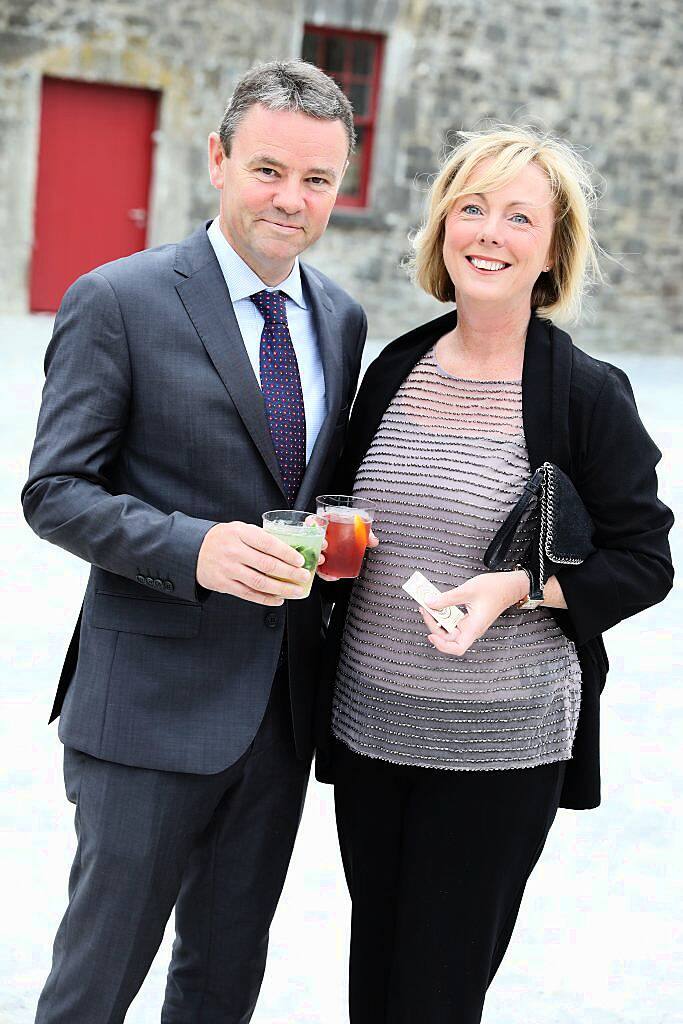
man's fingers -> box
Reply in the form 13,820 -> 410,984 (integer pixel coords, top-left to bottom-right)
239,523 -> 307,567
367,530 -> 379,548
238,566 -> 310,600
230,581 -> 285,606
248,550 -> 311,586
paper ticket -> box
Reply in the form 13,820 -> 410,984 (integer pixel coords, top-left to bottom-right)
402,571 -> 466,634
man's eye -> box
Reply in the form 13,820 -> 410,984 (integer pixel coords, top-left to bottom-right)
308,177 -> 329,186
511,213 -> 530,224
259,167 -> 277,177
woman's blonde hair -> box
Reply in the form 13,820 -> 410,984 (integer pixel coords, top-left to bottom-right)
409,124 -> 604,322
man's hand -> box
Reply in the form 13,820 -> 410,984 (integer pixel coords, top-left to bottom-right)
317,529 -> 380,583
419,570 -> 529,656
197,522 -> 312,604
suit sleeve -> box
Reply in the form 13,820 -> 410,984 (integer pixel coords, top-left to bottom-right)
21,271 -> 216,602
555,366 -> 674,644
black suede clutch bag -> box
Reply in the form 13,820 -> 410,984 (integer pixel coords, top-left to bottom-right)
483,462 -> 595,606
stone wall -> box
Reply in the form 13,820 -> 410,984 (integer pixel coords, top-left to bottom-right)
1,0 -> 681,351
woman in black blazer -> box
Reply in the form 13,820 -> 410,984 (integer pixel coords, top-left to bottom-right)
316,125 -> 674,1023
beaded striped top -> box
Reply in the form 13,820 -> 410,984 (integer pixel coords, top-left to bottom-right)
332,345 -> 581,771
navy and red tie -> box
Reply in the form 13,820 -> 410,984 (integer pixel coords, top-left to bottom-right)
250,289 -> 306,506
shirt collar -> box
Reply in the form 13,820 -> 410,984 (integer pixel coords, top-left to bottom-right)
207,217 -> 307,309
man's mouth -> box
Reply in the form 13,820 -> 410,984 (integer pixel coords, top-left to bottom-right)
263,220 -> 303,233
466,255 -> 511,272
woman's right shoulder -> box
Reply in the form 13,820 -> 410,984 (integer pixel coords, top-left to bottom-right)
568,340 -> 635,415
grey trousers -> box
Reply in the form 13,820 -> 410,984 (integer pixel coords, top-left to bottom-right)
35,666 -> 310,1024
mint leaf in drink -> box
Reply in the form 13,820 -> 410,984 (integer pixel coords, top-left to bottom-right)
289,541 -> 318,572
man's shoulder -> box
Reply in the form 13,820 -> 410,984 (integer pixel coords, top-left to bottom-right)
87,239 -> 180,289
73,223 -> 212,296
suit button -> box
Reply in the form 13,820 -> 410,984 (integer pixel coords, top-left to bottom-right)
145,576 -> 154,586
136,574 -> 145,584
264,612 -> 280,628
153,578 -> 164,590
163,580 -> 174,593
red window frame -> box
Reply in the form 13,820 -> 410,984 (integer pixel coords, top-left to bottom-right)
302,25 -> 385,209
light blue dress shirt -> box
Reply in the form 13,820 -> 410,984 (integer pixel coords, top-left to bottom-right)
207,217 -> 327,464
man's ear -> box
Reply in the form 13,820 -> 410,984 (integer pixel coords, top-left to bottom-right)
208,132 -> 226,191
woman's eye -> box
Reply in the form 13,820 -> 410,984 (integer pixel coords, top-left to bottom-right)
510,213 -> 530,224
462,204 -> 482,215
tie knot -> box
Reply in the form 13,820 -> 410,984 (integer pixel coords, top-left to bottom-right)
250,289 -> 288,326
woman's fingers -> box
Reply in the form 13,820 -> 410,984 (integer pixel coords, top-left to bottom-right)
420,606 -> 483,656
428,621 -> 479,656
419,607 -> 443,633
425,585 -> 467,610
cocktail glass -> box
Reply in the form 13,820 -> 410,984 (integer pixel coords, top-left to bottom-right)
262,510 -> 328,598
315,495 -> 377,578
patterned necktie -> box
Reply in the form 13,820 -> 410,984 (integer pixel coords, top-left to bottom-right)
250,289 -> 307,505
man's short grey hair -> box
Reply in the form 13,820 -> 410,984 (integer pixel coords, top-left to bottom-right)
219,59 -> 356,156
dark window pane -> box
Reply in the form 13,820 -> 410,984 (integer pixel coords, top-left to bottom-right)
349,82 -> 369,117
324,36 -> 346,73
302,33 -> 318,65
339,125 -> 365,198
352,39 -> 374,76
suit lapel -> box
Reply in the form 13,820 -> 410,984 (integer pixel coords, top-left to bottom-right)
294,265 -> 343,509
174,226 -> 285,497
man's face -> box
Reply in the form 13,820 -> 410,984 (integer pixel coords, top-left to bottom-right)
208,104 -> 349,285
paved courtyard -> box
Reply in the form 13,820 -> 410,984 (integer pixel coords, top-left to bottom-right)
1,313 -> 681,1023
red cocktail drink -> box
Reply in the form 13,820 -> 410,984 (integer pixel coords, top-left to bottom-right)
316,496 -> 377,578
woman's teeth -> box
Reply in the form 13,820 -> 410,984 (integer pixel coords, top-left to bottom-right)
467,257 -> 509,271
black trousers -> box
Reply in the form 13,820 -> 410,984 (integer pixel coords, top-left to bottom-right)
333,741 -> 566,1024
35,665 -> 309,1024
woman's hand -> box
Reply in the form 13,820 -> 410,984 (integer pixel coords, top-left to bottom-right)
420,570 -> 529,656
316,530 -> 380,582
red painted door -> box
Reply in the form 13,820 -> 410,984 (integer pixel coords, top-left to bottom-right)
30,77 -> 159,312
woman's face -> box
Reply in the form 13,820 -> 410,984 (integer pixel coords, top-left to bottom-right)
442,160 -> 556,313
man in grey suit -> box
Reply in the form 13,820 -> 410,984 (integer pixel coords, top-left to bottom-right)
23,60 -> 367,1023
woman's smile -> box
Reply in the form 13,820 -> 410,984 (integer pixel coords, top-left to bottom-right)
465,254 -> 512,273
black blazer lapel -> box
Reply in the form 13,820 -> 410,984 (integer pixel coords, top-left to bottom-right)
174,226 -> 286,498
340,308 -> 572,492
522,314 -> 573,474
338,309 -> 457,490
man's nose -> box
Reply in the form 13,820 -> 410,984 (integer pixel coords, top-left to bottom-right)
272,178 -> 305,215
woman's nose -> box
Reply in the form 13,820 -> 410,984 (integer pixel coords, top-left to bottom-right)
478,224 -> 502,246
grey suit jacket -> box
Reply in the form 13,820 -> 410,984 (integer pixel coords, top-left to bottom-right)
22,222 -> 367,773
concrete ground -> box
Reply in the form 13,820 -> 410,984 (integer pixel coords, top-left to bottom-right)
1,313 -> 681,1024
